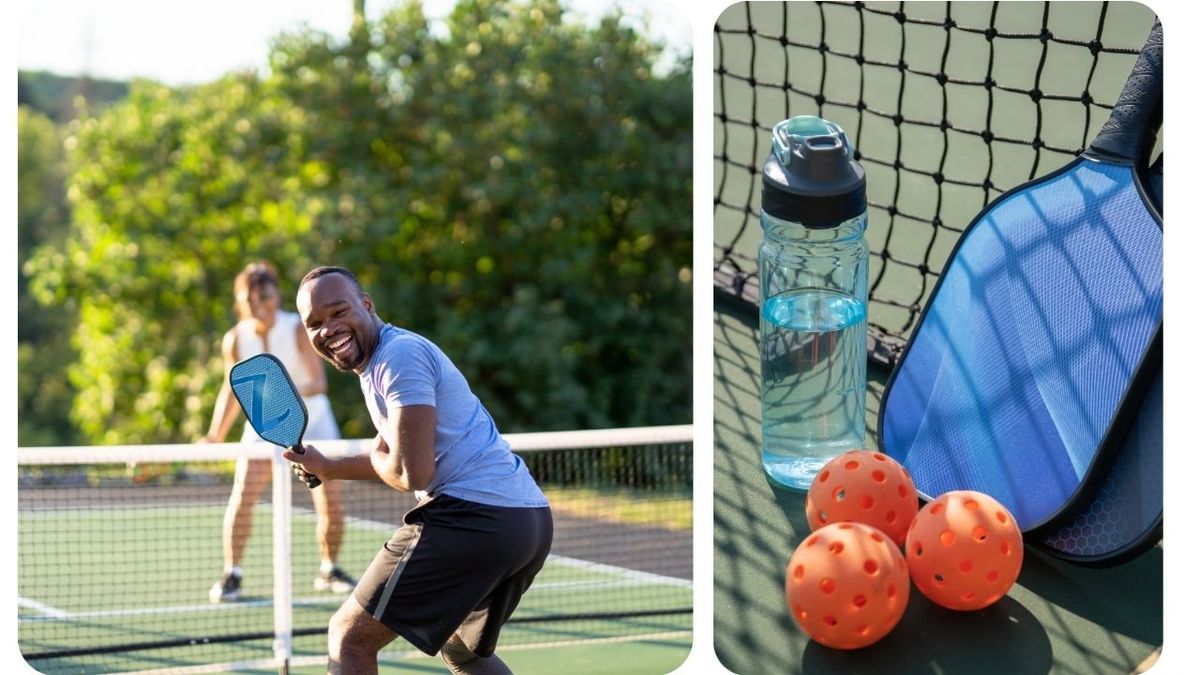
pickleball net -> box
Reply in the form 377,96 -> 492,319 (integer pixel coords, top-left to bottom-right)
18,425 -> 692,674
715,1 -> 1158,367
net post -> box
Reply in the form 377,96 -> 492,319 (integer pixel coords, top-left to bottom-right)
271,451 -> 294,672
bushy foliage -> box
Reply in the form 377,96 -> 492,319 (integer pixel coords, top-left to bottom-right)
18,108 -> 81,446
27,0 -> 692,443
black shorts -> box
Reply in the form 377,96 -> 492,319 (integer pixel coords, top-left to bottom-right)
354,494 -> 553,657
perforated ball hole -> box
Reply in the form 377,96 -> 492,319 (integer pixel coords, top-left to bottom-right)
863,560 -> 879,575
959,560 -> 974,574
930,502 -> 945,515
996,510 -> 1009,525
806,536 -> 821,548
820,578 -> 836,594
792,565 -> 804,582
823,615 -> 838,627
829,542 -> 845,555
964,499 -> 980,511
853,594 -> 868,608
860,495 -> 875,509
940,530 -> 955,547
914,542 -> 924,557
873,453 -> 888,462
886,511 -> 897,524
1000,542 -> 1012,556
818,470 -> 831,483
845,460 -> 860,471
871,470 -> 886,483
962,591 -> 976,602
972,526 -> 988,542
818,510 -> 830,523
898,485 -> 909,499
837,523 -> 853,530
868,531 -> 884,544
886,584 -> 897,599
834,487 -> 847,502
856,624 -> 869,636
986,571 -> 999,584
933,573 -> 945,585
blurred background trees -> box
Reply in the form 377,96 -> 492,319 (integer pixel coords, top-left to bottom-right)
19,0 -> 692,445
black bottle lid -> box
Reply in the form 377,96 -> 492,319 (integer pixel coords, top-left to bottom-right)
761,116 -> 867,228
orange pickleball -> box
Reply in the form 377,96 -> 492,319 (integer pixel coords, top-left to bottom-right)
805,450 -> 919,547
784,522 -> 911,650
905,490 -> 1023,611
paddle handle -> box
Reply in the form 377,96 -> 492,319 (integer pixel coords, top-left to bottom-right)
289,444 -> 322,489
1086,19 -> 1162,164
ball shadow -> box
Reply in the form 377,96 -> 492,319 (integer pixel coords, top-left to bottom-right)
800,591 -> 1052,675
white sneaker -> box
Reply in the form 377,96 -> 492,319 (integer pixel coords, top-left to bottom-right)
313,567 -> 356,593
209,572 -> 241,603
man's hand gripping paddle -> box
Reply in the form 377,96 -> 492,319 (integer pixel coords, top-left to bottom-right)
230,353 -> 321,488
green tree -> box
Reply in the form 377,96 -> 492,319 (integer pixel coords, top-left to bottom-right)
18,107 -> 81,446
26,76 -> 324,443
28,0 -> 692,444
269,0 -> 694,432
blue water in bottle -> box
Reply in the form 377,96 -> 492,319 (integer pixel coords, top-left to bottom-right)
758,116 -> 869,490
761,289 -> 866,487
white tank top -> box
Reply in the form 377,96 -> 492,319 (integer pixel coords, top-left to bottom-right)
235,310 -> 313,392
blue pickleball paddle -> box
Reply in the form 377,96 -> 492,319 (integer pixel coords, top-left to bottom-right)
229,352 -> 321,488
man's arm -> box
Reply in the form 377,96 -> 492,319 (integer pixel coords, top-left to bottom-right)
371,404 -> 437,492
287,407 -> 436,492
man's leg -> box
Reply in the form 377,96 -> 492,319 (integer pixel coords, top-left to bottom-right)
327,596 -> 397,675
439,633 -> 513,675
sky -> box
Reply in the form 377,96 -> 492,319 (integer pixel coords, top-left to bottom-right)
16,0 -> 692,85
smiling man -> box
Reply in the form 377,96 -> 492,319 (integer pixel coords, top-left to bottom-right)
289,266 -> 553,675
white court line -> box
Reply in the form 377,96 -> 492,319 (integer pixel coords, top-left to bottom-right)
16,595 -> 341,624
16,576 -> 683,624
544,553 -> 693,588
300,509 -> 695,589
18,596 -> 69,619
122,630 -> 693,675
19,511 -> 691,624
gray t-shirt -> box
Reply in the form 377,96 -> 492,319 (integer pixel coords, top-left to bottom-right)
358,323 -> 548,508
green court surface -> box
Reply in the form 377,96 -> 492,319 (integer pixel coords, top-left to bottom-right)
714,295 -> 1161,674
19,497 -> 690,674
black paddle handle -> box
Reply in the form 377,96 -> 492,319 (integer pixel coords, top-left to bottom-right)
289,444 -> 323,489
1086,19 -> 1162,164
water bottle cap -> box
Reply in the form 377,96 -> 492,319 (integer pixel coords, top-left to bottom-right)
761,116 -> 867,228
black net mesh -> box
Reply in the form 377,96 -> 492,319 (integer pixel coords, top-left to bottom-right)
714,1 -> 1158,367
18,438 -> 692,673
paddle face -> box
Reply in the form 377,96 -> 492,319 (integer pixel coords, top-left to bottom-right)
879,21 -> 1163,536
229,353 -> 320,488
1036,369 -> 1162,565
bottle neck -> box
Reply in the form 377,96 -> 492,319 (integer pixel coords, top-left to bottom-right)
761,211 -> 867,244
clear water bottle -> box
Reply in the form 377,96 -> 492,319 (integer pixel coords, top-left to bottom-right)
759,116 -> 869,490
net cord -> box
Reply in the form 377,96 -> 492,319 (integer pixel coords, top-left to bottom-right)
17,424 -> 695,465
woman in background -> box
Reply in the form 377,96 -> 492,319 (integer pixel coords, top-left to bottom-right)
201,261 -> 356,603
